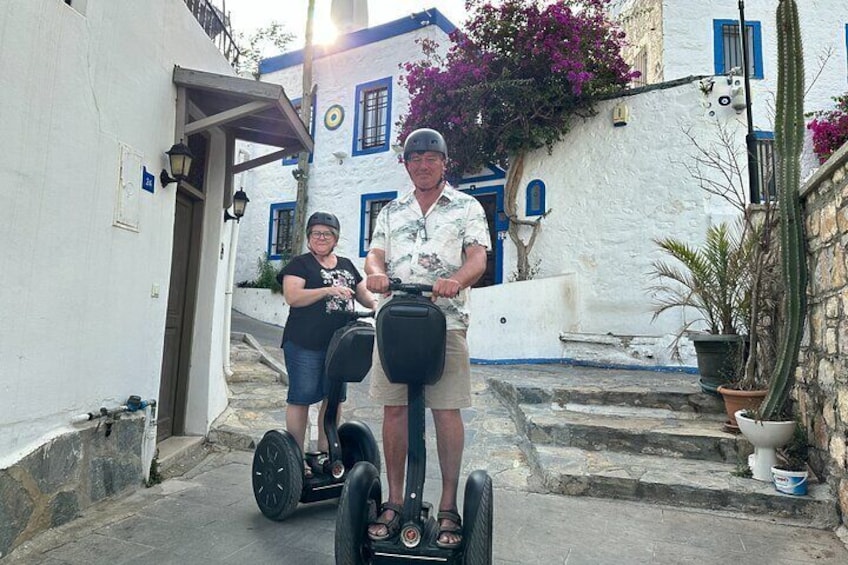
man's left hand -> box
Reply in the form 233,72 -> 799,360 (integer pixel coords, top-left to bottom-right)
432,277 -> 461,299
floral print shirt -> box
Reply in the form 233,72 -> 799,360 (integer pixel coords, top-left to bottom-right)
369,184 -> 491,330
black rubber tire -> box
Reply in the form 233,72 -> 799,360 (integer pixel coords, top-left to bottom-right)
462,469 -> 493,565
339,420 -> 381,472
252,429 -> 304,521
335,462 -> 381,565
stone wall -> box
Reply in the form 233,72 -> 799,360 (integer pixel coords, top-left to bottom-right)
0,417 -> 144,557
798,141 -> 848,530
616,0 -> 664,85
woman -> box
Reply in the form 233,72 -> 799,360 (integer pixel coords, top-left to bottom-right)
279,211 -> 376,476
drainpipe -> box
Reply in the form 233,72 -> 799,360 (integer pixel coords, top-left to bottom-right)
739,0 -> 760,203
222,219 -> 239,378
223,150 -> 250,378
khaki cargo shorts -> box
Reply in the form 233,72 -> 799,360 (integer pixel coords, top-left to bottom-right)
369,330 -> 472,409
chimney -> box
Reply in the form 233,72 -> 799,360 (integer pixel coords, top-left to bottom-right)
331,0 -> 369,34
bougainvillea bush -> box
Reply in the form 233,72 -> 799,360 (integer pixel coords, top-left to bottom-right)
806,93 -> 848,164
398,0 -> 637,177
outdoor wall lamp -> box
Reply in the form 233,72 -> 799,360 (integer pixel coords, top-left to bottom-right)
224,188 -> 250,222
332,150 -> 348,165
160,140 -> 194,187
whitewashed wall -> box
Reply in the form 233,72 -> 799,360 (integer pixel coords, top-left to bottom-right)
0,0 -> 235,467
233,9 -> 777,369
235,22 -> 452,284
661,0 -> 848,128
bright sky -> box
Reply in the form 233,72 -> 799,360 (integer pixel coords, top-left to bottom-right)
225,0 -> 469,50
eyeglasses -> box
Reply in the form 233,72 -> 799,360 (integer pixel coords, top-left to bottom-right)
407,155 -> 443,166
309,231 -> 335,240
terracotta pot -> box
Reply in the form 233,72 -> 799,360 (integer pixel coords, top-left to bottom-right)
716,386 -> 767,433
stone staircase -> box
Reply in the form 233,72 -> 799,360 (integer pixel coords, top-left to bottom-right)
484,365 -> 839,529
208,338 -> 289,451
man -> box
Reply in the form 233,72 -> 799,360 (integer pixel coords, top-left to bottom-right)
364,128 -> 491,549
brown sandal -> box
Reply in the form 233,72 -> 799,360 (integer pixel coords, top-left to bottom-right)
368,502 -> 403,541
435,509 -> 463,549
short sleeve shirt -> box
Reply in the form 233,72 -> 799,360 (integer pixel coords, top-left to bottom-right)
369,184 -> 491,330
280,253 -> 363,350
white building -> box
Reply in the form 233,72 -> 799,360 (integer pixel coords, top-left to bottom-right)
0,0 -> 310,553
234,2 -> 847,366
616,0 -> 848,176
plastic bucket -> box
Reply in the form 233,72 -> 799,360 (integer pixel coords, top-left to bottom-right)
771,466 -> 808,496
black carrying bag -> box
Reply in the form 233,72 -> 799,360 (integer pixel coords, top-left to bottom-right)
376,294 -> 446,385
324,320 -> 375,383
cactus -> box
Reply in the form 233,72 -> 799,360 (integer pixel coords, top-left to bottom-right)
759,0 -> 807,420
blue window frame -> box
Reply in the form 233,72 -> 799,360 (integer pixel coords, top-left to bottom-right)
845,24 -> 848,82
713,20 -> 763,79
352,77 -> 392,156
525,179 -> 546,216
268,202 -> 296,260
359,191 -> 397,256
283,97 -> 316,166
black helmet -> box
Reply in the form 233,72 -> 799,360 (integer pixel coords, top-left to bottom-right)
403,128 -> 448,161
307,211 -> 340,232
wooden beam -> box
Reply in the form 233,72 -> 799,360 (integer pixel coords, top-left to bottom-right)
173,66 -> 283,101
233,149 -> 290,174
184,101 -> 273,136
233,129 -> 301,149
225,131 -> 235,209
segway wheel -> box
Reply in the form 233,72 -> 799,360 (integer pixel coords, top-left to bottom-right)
252,429 -> 303,521
462,469 -> 493,565
335,461 -> 381,565
339,420 -> 381,472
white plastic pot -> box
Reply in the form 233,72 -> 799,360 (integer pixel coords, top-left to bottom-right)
771,466 -> 808,496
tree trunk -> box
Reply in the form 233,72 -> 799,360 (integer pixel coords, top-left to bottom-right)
292,0 -> 315,256
503,151 -> 548,281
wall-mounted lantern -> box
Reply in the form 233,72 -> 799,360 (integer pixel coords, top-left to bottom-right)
224,188 -> 250,222
159,140 -> 194,187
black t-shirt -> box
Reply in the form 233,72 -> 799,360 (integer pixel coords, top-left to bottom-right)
280,253 -> 363,350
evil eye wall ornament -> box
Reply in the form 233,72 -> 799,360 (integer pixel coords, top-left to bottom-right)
324,104 -> 345,130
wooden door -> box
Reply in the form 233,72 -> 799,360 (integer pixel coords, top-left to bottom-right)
158,192 -> 197,440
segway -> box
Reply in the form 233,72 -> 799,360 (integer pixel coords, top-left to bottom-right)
335,282 -> 493,565
252,311 -> 380,521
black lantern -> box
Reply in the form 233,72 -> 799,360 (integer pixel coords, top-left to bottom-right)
224,188 -> 250,222
160,140 -> 194,187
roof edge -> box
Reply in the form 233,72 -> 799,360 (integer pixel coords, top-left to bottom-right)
259,7 -> 456,75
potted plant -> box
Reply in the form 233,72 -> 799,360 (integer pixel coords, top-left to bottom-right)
771,423 -> 809,495
649,222 -> 752,395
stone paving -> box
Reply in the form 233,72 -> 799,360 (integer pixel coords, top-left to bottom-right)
5,311 -> 848,564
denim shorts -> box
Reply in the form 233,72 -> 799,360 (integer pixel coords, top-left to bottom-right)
283,341 -> 347,405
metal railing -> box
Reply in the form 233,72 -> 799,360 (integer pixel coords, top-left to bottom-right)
182,0 -> 241,68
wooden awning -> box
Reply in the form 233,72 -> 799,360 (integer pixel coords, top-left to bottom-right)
170,66 -> 313,205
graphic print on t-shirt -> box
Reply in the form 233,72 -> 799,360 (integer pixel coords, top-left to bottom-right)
322,267 -> 357,314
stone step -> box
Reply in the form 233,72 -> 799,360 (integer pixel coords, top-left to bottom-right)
486,367 -> 724,414
529,443 -> 839,529
230,343 -> 263,364
519,402 -> 746,464
227,382 -> 288,410
227,361 -> 280,384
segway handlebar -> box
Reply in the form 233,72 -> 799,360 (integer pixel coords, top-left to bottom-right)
387,279 -> 433,295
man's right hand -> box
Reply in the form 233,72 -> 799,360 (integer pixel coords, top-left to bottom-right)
366,272 -> 390,294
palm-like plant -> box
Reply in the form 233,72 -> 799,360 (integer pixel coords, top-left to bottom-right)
650,223 -> 753,336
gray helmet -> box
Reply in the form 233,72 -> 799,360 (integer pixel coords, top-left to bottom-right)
403,128 -> 448,161
307,211 -> 340,232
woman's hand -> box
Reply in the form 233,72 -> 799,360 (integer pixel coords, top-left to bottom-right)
325,285 -> 354,299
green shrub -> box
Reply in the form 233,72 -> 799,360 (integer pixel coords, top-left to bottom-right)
237,253 -> 287,293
